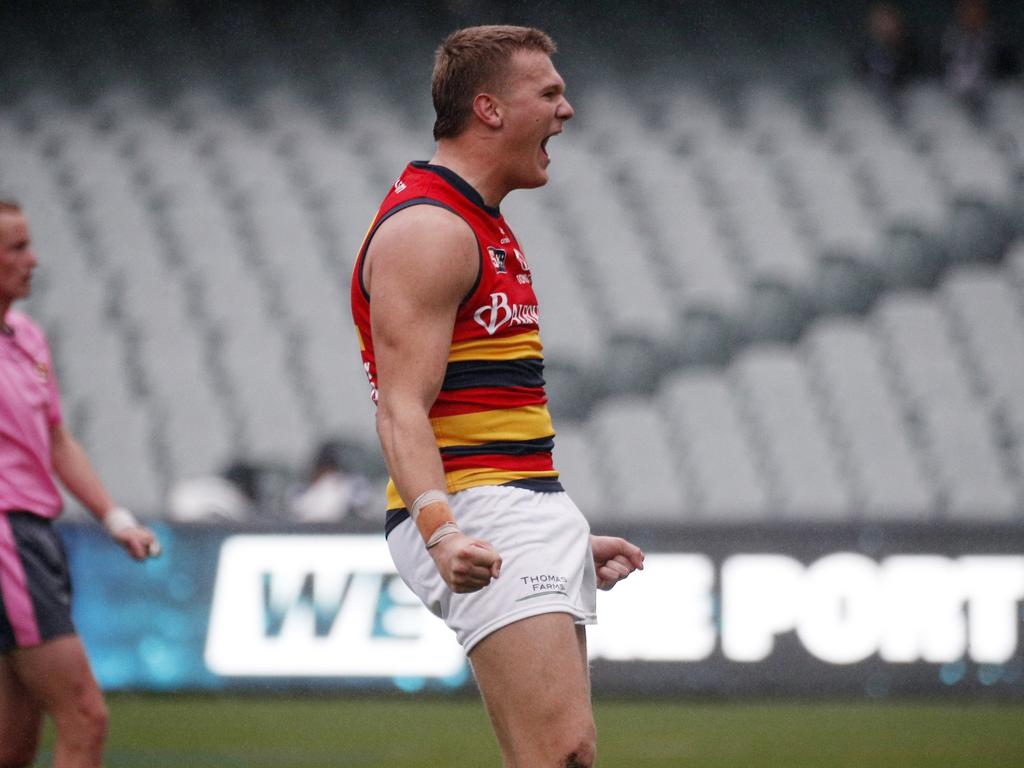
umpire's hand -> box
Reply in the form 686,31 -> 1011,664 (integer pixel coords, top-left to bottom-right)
103,507 -> 162,561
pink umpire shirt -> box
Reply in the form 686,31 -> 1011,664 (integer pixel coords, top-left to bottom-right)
0,310 -> 64,519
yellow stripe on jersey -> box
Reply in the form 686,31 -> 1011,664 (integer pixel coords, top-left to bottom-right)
430,404 -> 554,448
355,326 -> 366,352
448,330 -> 543,362
386,481 -> 403,511
385,467 -> 560,510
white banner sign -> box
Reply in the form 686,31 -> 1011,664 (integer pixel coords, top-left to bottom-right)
205,537 -> 1024,677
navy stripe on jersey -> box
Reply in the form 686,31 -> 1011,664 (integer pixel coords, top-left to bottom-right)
442,359 -> 545,391
439,436 -> 555,458
504,477 -> 565,493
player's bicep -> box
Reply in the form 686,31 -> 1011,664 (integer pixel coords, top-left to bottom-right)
367,206 -> 477,409
372,289 -> 452,408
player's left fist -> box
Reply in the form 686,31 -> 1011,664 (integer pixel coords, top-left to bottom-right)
103,507 -> 162,561
590,535 -> 644,591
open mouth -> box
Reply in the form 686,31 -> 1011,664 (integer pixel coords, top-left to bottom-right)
541,131 -> 560,159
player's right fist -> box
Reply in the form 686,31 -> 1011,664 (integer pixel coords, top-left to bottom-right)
429,533 -> 502,593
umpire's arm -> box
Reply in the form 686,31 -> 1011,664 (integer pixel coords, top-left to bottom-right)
50,423 -> 158,560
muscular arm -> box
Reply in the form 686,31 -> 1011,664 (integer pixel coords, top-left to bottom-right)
50,423 -> 157,560
366,204 -> 501,591
366,205 -> 476,509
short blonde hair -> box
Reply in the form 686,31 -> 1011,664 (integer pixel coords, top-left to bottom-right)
432,25 -> 556,141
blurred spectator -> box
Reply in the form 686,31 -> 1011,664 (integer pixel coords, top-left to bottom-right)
167,460 -> 260,523
289,439 -> 374,523
856,3 -> 921,98
941,0 -> 1019,114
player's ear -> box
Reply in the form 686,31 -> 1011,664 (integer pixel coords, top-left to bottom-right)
472,92 -> 503,129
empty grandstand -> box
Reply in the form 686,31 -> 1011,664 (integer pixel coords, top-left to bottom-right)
1,0 -> 1021,526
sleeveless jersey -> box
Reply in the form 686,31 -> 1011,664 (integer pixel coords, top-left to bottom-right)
350,162 -> 563,527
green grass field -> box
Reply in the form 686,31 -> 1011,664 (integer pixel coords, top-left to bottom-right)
32,694 -> 1024,767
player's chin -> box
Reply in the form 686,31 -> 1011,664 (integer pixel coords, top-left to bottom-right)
519,165 -> 549,189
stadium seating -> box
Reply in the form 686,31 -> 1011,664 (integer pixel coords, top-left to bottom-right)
803,319 -> 934,521
1,1 -> 1022,525
732,345 -> 854,520
659,370 -> 771,522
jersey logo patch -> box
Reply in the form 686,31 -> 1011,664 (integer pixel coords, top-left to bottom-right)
488,247 -> 507,274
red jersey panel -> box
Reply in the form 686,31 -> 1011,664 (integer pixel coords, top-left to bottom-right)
350,162 -> 562,516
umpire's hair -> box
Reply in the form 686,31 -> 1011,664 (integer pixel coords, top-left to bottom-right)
0,200 -> 22,215
432,25 -> 556,141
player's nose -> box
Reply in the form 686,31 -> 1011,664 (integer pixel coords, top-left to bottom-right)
558,96 -> 574,121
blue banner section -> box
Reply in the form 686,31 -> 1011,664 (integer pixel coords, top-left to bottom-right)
56,522 -> 1024,698
62,523 -> 224,690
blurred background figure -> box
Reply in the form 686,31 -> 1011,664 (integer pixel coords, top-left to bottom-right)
167,461 -> 258,524
941,0 -> 1019,114
289,438 -> 373,524
856,3 -> 921,101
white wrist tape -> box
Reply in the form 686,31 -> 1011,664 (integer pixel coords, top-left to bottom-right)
103,506 -> 139,537
426,521 -> 461,550
410,489 -> 449,522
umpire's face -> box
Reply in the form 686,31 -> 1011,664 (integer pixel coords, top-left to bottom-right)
0,211 -> 36,305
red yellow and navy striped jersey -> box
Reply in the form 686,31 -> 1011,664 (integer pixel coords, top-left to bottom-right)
350,162 -> 562,530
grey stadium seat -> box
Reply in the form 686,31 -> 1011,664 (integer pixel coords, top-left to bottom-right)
941,266 -> 1024,483
587,396 -> 689,523
659,369 -> 771,522
803,318 -> 934,521
639,146 -> 747,363
874,291 -> 1019,520
730,345 -> 852,521
703,141 -> 816,341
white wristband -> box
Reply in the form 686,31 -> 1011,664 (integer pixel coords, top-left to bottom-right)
410,489 -> 449,522
426,521 -> 461,550
103,507 -> 139,537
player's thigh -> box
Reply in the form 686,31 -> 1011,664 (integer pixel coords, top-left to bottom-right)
0,654 -> 44,758
8,636 -> 105,721
469,612 -> 593,739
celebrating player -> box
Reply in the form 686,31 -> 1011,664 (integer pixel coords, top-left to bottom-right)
351,26 -> 644,767
0,200 -> 160,768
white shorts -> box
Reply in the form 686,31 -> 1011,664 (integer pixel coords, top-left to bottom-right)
387,485 -> 597,653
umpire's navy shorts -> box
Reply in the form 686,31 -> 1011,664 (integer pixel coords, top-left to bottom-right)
0,511 -> 75,653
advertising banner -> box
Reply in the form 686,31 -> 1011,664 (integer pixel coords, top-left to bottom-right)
61,522 -> 1024,698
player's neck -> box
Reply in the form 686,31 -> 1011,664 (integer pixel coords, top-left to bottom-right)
430,142 -> 510,208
